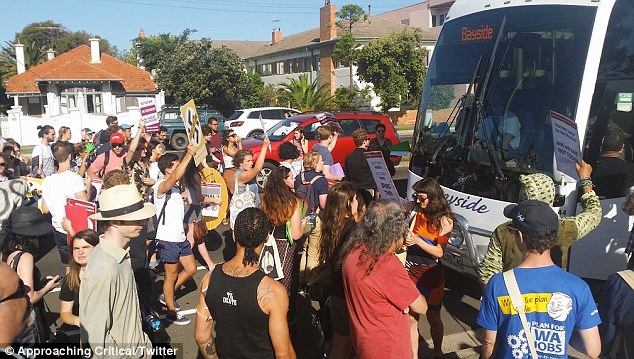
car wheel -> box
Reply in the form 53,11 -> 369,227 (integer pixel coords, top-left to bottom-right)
256,162 -> 277,191
248,130 -> 264,139
170,132 -> 188,151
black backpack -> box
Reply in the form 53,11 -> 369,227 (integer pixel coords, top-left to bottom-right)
296,172 -> 323,231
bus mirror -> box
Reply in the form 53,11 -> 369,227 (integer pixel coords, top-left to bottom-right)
553,193 -> 565,207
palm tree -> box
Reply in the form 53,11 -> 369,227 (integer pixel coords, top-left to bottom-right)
0,41 -> 46,82
277,74 -> 334,112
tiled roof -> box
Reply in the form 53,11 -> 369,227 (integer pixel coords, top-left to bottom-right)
6,45 -> 156,94
247,15 -> 437,59
212,40 -> 268,59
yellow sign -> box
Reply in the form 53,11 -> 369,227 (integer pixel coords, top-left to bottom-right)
180,99 -> 207,166
497,292 -> 553,315
199,167 -> 229,230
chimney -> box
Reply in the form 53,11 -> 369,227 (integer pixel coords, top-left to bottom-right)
15,43 -> 25,74
272,28 -> 283,45
320,2 -> 337,41
89,38 -> 101,63
46,48 -> 55,60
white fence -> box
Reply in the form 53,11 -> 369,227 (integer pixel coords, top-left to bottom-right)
2,106 -> 142,146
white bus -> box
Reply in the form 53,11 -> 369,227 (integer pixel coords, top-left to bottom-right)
409,0 -> 633,281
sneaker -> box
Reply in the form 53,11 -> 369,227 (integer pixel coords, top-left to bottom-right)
158,293 -> 181,311
166,312 -> 190,325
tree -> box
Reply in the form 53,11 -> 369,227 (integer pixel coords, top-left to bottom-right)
336,4 -> 368,32
260,84 -> 278,107
332,4 -> 367,88
357,29 -> 428,112
277,74 -> 334,112
13,21 -> 115,55
428,85 -> 455,110
244,72 -> 264,108
155,39 -> 251,116
334,86 -> 370,110
132,29 -> 195,72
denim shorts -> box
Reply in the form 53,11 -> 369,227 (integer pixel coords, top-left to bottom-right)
157,240 -> 193,264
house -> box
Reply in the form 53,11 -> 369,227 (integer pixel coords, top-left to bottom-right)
5,38 -> 160,117
3,38 -> 162,145
375,0 -> 455,37
242,1 -> 438,102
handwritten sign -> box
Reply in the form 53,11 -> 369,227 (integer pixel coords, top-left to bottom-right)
365,151 -> 400,202
180,100 -> 207,166
139,98 -> 159,132
549,110 -> 580,179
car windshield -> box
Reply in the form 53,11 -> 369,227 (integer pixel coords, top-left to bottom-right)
228,111 -> 243,121
265,119 -> 302,141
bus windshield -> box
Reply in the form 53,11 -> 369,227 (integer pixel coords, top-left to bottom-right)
411,5 -> 596,202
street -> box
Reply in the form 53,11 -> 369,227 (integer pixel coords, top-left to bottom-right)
35,158 -> 488,359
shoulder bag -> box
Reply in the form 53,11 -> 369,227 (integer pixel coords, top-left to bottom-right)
503,269 -> 539,359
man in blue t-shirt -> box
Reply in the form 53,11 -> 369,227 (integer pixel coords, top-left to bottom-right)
312,124 -> 343,182
477,200 -> 601,359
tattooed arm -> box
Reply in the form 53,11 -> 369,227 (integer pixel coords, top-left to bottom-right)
258,277 -> 297,359
195,272 -> 219,359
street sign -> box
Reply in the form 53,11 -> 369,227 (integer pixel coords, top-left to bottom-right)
180,100 -> 207,166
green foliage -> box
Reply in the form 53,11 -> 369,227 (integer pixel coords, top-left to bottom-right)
428,85 -> 455,110
155,40 -> 250,116
332,33 -> 360,88
336,4 -> 368,32
334,86 -> 370,110
244,72 -> 264,108
14,21 -> 115,55
260,84 -> 278,107
277,74 -> 334,112
132,29 -> 195,72
357,30 -> 428,112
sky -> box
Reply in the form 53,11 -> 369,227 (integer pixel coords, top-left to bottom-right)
1,0 -> 418,53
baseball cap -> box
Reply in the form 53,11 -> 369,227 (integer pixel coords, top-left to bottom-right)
503,200 -> 559,239
82,128 -> 93,134
120,124 -> 134,130
110,132 -> 126,144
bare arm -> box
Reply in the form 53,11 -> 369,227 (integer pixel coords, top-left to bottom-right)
60,300 -> 79,327
578,327 -> 601,359
408,295 -> 427,315
157,145 -> 195,196
318,193 -> 328,210
290,200 -> 305,240
16,253 -> 58,304
301,139 -> 308,154
237,138 -> 270,186
259,279 -> 296,359
125,120 -> 145,164
322,165 -> 343,182
480,329 -> 497,359
195,273 -> 219,359
41,197 -> 50,214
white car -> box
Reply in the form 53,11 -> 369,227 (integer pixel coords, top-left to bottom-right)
226,107 -> 300,138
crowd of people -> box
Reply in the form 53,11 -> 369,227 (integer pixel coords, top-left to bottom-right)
0,114 -> 633,359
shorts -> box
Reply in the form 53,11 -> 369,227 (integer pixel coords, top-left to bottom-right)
53,231 -> 70,265
406,261 -> 445,311
157,240 -> 193,264
329,295 -> 350,336
184,204 -> 202,224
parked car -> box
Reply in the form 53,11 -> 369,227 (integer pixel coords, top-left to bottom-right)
159,105 -> 226,150
226,107 -> 300,139
241,111 -> 401,189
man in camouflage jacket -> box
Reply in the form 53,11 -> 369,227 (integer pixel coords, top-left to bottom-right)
478,161 -> 601,285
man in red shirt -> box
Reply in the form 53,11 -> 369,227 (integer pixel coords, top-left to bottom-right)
340,199 -> 428,359
88,121 -> 144,179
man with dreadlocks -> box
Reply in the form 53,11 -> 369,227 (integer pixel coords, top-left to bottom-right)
194,208 -> 296,359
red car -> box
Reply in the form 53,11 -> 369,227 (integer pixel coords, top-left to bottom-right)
241,111 -> 401,188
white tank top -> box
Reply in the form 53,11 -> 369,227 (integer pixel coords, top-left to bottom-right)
223,147 -> 235,169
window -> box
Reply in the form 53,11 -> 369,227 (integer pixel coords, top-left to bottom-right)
337,119 -> 361,136
432,13 -> 447,27
401,19 -> 410,25
359,119 -> 381,134
276,62 -> 284,75
247,111 -> 261,119
261,109 -> 284,119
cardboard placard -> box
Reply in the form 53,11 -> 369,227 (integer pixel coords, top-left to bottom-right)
365,151 -> 400,202
139,98 -> 160,132
180,100 -> 208,166
549,110 -> 581,179
64,197 -> 97,245
201,183 -> 222,218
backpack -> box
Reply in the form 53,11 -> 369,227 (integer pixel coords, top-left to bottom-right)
97,150 -> 111,178
296,172 -> 323,231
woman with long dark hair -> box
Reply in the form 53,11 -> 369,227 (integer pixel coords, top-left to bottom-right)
318,181 -> 358,359
260,166 -> 305,326
406,178 -> 454,358
1,206 -> 61,345
221,129 -> 242,196
59,230 -> 99,335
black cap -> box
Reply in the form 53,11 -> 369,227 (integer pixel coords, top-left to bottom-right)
503,200 -> 559,239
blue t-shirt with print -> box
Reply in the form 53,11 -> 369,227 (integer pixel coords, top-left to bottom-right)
312,143 -> 333,166
477,265 -> 600,359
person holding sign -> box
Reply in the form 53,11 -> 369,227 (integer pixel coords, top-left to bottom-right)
343,129 -> 377,196
234,137 -> 271,208
405,178 -> 455,358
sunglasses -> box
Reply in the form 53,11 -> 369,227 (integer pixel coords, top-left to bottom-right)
111,143 -> 124,148
0,162 -> 5,166
227,134 -> 236,138
415,193 -> 429,202
0,279 -> 27,305
210,123 -> 219,126
376,130 -> 385,133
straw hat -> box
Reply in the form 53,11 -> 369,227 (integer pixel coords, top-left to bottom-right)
90,184 -> 156,221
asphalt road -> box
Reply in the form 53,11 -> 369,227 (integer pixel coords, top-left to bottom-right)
35,157 -> 489,359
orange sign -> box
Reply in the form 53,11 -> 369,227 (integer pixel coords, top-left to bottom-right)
461,25 -> 494,42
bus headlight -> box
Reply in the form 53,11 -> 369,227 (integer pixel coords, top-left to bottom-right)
449,222 -> 464,247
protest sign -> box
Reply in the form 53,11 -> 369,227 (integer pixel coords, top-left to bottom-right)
549,110 -> 581,179
139,98 -> 159,132
365,151 -> 400,202
180,100 -> 207,166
